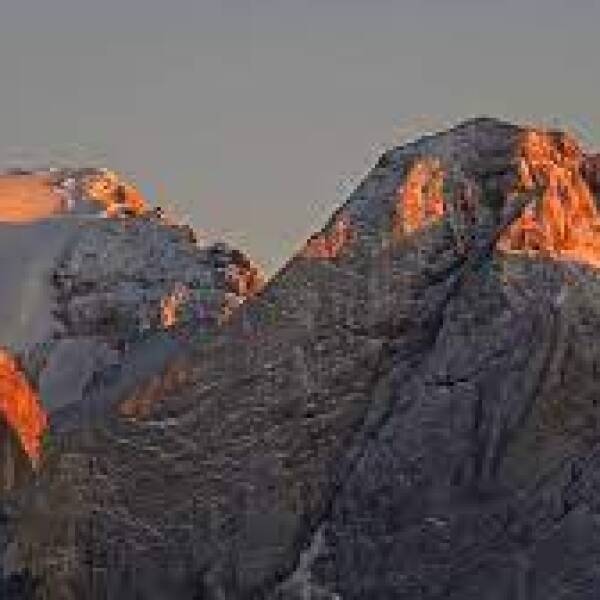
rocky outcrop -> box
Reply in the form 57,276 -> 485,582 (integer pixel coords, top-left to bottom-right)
302,212 -> 354,259
0,168 -> 145,222
498,131 -> 600,267
0,351 -> 47,491
0,168 -> 262,487
7,119 -> 600,599
392,157 -> 445,238
48,217 -> 262,343
0,351 -> 47,464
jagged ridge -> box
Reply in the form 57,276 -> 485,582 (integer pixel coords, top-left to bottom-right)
6,118 -> 600,599
0,167 -> 263,488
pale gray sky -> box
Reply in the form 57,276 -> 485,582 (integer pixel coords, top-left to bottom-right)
1,0 -> 598,274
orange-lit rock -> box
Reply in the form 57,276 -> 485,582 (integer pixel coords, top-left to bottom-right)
0,349 -> 47,465
392,158 -> 445,237
224,261 -> 265,298
160,283 -> 191,329
302,212 -> 354,259
82,169 -> 146,216
0,168 -> 147,223
497,129 -> 600,267
119,356 -> 189,419
0,173 -> 65,222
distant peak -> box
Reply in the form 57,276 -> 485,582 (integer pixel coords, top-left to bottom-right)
0,167 -> 146,223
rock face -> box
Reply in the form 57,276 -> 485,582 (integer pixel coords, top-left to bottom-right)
0,168 -> 262,491
6,119 -> 600,599
0,352 -> 47,466
582,154 -> 600,200
0,168 -> 145,222
0,351 -> 47,493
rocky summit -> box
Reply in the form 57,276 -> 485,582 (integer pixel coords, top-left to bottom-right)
3,118 -> 600,599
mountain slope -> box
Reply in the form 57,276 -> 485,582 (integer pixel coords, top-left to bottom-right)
0,168 -> 262,488
8,119 -> 600,599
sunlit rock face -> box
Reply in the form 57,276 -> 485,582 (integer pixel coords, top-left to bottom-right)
307,119 -> 600,270
0,172 -> 66,222
392,157 -> 445,237
0,168 -> 262,484
0,350 -> 47,469
498,131 -> 600,267
302,211 -> 354,258
9,119 -> 600,599
72,168 -> 146,216
0,168 -> 145,222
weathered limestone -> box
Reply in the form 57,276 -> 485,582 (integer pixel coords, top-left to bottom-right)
6,120 -> 600,599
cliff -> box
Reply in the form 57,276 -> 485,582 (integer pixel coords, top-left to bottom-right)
6,119 -> 600,599
0,168 -> 262,490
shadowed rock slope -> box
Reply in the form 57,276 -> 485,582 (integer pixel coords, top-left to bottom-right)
9,119 -> 600,599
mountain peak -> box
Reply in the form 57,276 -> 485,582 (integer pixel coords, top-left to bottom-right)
5,119 -> 600,597
300,118 -> 600,270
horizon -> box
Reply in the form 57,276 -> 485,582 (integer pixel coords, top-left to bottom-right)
1,0 -> 599,275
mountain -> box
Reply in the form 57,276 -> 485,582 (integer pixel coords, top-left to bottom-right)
5,119 -> 600,599
0,167 -> 263,487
